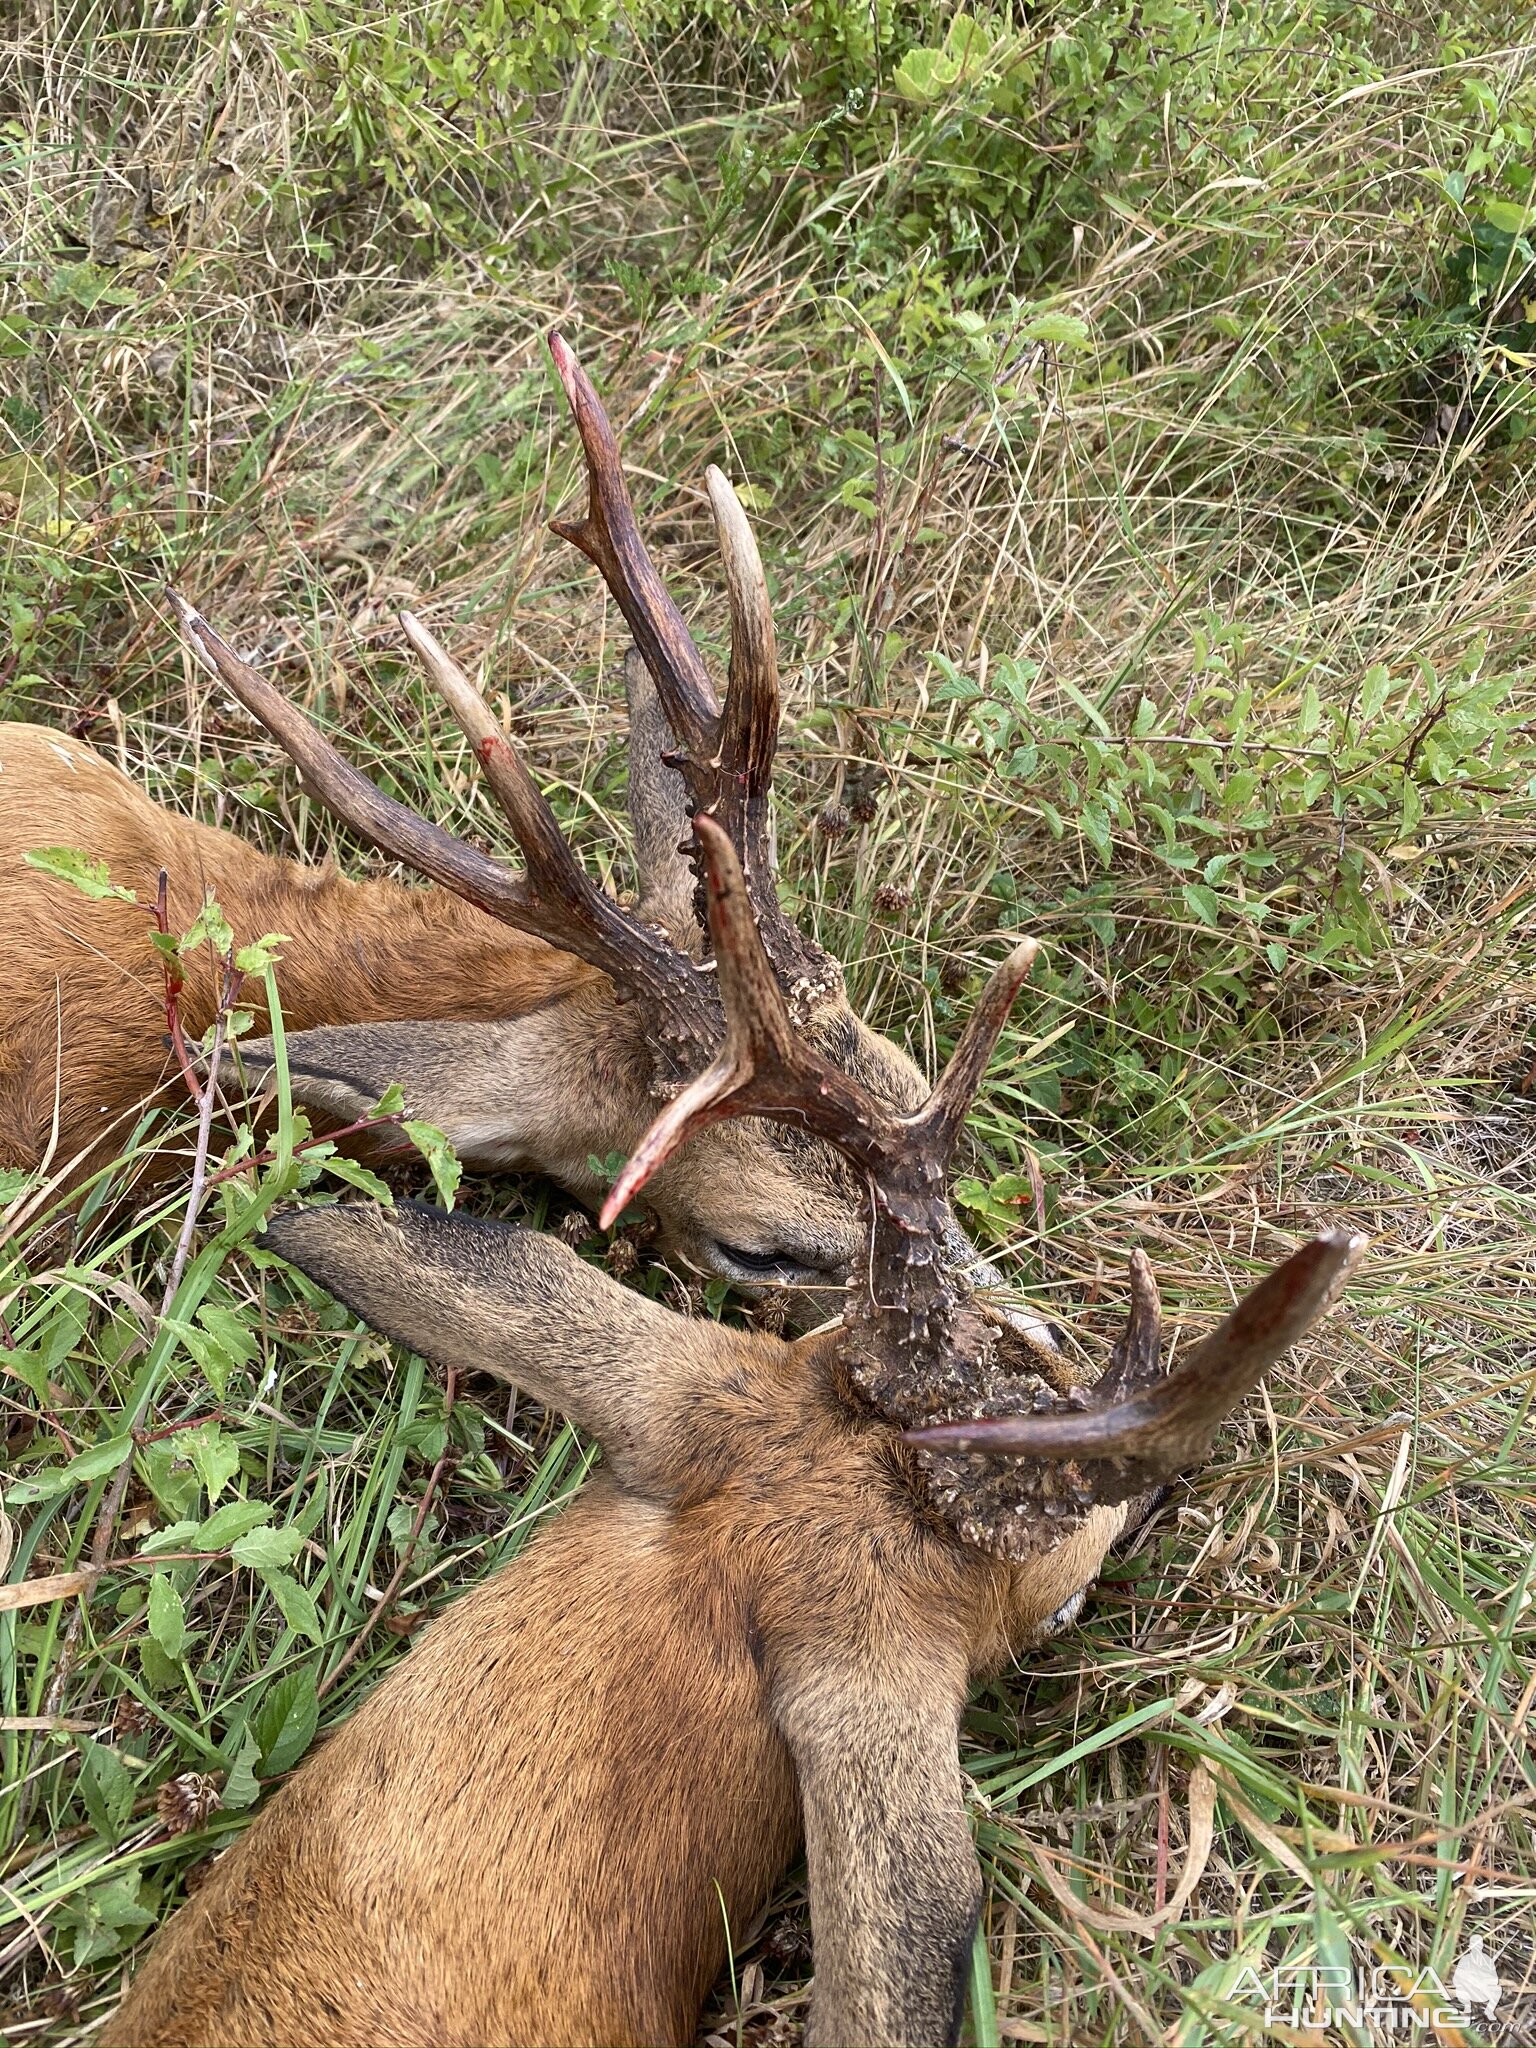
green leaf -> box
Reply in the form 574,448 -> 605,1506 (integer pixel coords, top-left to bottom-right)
59,1870 -> 156,1968
1482,198 -> 1534,234
182,1421 -> 242,1503
179,894 -> 234,957
22,846 -> 136,902
264,1569 -> 323,1643
322,1155 -> 396,1202
1182,882 -> 1221,927
233,930 -> 290,975
1020,309 -> 1090,348
403,1120 -> 462,1210
195,1498 -> 274,1550
76,1738 -> 137,1843
6,1431 -> 132,1502
893,44 -> 962,104
252,1667 -> 320,1777
146,1573 -> 187,1660
230,1525 -> 306,1571
220,1729 -> 262,1810
371,1081 -> 407,1116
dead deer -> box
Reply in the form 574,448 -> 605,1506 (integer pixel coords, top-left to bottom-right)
101,816 -> 1363,2048
0,335 -> 1035,1329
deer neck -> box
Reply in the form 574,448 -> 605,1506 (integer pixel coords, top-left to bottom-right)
241,867 -> 602,1032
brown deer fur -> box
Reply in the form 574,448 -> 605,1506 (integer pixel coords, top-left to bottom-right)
101,824 -> 1362,2048
0,721 -> 596,1179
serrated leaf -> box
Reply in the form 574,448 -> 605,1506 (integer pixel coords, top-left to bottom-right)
322,1155 -> 396,1202
146,1573 -> 186,1659
233,930 -> 290,975
60,1869 -> 156,1968
195,1498 -> 274,1550
179,895 -> 234,956
402,1120 -> 461,1211
76,1738 -> 136,1842
893,44 -> 962,103
264,1569 -> 323,1643
252,1667 -> 319,1777
181,1421 -> 242,1503
230,1525 -> 306,1571
23,846 -> 136,902
220,1729 -> 261,1810
371,1081 -> 407,1116
1182,882 -> 1222,927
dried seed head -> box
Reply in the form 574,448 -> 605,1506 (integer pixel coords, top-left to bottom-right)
557,1208 -> 594,1249
845,763 -> 889,825
604,1231 -> 641,1280
113,1694 -> 153,1739
872,881 -> 911,916
815,801 -> 851,840
749,1289 -> 792,1336
157,1771 -> 222,1836
939,956 -> 972,997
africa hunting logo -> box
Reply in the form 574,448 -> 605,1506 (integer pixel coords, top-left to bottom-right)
1233,1934 -> 1523,2038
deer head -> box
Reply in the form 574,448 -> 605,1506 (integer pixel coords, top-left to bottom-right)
165,335 -> 1039,1332
215,820 -> 1363,2048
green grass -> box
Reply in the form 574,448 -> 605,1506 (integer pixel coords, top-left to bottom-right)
3,2 -> 1536,2041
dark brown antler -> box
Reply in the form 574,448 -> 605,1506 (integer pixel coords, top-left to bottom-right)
547,334 -> 834,1004
907,1229 -> 1366,1497
167,591 -> 718,1061
602,817 -> 1037,1373
600,816 -> 913,1227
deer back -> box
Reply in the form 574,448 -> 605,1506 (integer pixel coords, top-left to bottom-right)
0,721 -> 594,1183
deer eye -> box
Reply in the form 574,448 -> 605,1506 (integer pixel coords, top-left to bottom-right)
708,1240 -> 823,1285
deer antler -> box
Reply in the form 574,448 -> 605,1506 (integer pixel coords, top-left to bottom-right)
167,591 -> 718,1063
602,817 -> 1037,1361
547,334 -> 836,1004
907,1230 -> 1367,1499
600,816 -> 902,1226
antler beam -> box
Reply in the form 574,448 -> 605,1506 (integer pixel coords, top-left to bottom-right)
168,592 -> 716,1052
906,1229 -> 1366,1492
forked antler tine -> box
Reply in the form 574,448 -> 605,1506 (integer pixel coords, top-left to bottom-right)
546,331 -> 720,760
398,614 -> 599,904
705,465 -> 779,805
905,1229 -> 1366,1477
908,940 -> 1039,1165
166,589 -> 543,935
599,816 -> 896,1228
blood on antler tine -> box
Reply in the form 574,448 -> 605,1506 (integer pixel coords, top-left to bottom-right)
166,591 -> 708,1030
908,1229 -> 1367,1486
601,817 -> 1039,1228
600,816 -> 891,1226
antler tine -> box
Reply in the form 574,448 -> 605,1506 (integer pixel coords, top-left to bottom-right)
168,591 -> 710,1030
547,332 -> 720,763
908,940 -> 1039,1167
705,466 -> 777,792
600,816 -> 899,1229
167,590 -> 547,934
905,1229 -> 1367,1489
397,612 -> 655,962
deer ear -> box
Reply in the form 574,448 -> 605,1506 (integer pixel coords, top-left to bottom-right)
218,1014 -> 601,1178
260,1201 -> 735,1493
625,646 -> 700,950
